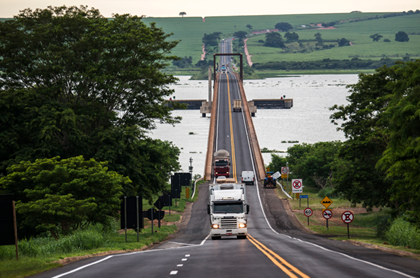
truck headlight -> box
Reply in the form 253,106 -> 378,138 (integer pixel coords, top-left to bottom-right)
212,224 -> 219,229
239,223 -> 247,228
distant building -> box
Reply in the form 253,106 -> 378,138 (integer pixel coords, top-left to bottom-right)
301,25 -> 306,27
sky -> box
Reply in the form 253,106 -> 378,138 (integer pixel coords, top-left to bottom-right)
1,0 -> 419,18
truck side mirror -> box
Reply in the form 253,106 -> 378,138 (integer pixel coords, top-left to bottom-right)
246,205 -> 250,214
207,205 -> 210,214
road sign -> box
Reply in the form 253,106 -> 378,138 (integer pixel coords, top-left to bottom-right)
186,187 -> 190,199
304,208 -> 313,217
322,209 -> 333,219
281,174 -> 289,179
0,194 -> 16,246
272,171 -> 281,179
146,209 -> 165,220
320,196 -> 333,209
266,166 -> 270,172
300,195 -> 309,198
281,167 -> 289,174
292,179 -> 303,193
341,211 -> 354,224
120,196 -> 143,230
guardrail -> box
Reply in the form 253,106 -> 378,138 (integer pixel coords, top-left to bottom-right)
204,73 -> 220,180
276,181 -> 292,199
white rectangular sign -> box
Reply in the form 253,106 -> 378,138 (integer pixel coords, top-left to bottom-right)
272,171 -> 281,179
292,179 -> 303,193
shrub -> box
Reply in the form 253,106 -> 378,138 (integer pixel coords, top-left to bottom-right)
317,187 -> 338,198
385,217 -> 420,249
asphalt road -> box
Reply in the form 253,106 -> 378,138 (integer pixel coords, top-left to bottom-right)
33,40 -> 420,278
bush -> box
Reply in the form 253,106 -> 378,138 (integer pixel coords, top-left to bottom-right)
385,217 -> 420,249
0,223 -> 108,259
375,214 -> 392,238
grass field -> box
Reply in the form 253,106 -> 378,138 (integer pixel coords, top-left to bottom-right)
3,12 -> 419,72
142,12 -> 420,65
275,184 -> 420,257
246,13 -> 420,63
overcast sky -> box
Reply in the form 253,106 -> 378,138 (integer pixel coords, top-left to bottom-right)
1,0 -> 418,18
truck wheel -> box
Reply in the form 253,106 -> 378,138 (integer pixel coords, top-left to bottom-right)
237,235 -> 247,239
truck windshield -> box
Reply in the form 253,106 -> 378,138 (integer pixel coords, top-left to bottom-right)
214,203 -> 243,213
215,161 -> 228,166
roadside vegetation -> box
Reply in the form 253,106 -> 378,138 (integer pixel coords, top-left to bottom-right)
268,60 -> 420,253
0,179 -> 205,278
0,6 -> 206,278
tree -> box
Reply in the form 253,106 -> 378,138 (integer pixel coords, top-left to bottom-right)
246,24 -> 253,31
264,32 -> 285,48
395,31 -> 409,42
202,32 -> 222,46
370,33 -> 383,42
275,22 -> 293,32
314,32 -> 323,42
284,32 -> 299,42
377,60 -> 420,224
179,12 -> 186,17
329,66 -> 395,210
233,31 -> 248,41
0,6 -> 181,199
338,38 -> 350,46
0,156 -> 129,239
285,142 -> 342,188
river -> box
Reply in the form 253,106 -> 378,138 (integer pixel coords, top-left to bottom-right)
149,74 -> 359,177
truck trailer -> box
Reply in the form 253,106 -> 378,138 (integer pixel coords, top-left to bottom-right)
208,183 -> 249,240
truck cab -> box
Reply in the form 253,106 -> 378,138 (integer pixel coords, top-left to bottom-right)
208,183 -> 249,240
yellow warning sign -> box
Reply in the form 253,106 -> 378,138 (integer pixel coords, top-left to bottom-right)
281,174 -> 289,179
320,196 -> 333,209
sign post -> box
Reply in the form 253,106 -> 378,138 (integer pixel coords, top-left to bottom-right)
341,211 -> 354,239
292,179 -> 303,200
322,209 -> 333,230
304,207 -> 313,226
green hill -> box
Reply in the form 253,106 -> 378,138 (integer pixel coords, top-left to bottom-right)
143,12 -> 420,67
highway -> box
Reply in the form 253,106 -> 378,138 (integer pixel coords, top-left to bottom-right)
34,40 -> 420,278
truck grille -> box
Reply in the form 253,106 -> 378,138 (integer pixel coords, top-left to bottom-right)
221,218 -> 237,229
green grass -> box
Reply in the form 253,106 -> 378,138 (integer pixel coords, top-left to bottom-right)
0,180 -> 204,278
275,183 -> 420,256
141,12 -> 420,65
247,13 -> 420,64
0,224 -> 177,278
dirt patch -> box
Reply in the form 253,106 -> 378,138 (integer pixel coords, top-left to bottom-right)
243,38 -> 253,67
200,44 -> 206,61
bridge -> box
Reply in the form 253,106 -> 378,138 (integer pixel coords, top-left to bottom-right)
39,39 -> 420,278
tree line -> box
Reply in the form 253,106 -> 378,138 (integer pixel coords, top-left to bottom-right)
269,60 -> 420,230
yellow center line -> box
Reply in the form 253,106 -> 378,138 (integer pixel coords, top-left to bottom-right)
248,234 -> 310,278
226,74 -> 237,182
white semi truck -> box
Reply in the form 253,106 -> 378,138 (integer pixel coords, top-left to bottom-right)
207,183 -> 249,240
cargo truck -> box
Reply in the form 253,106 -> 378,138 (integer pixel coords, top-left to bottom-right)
214,149 -> 230,178
233,99 -> 242,112
208,183 -> 249,240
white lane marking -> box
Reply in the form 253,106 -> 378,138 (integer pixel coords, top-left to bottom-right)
169,242 -> 199,246
181,258 -> 187,261
170,270 -> 178,275
51,256 -> 113,278
177,264 -> 183,267
185,254 -> 190,257
200,233 -> 210,245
